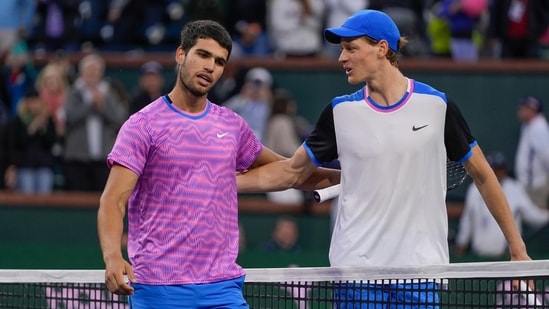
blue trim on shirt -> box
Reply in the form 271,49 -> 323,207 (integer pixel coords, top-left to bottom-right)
163,95 -> 211,119
413,81 -> 447,102
458,141 -> 478,163
366,92 -> 410,110
332,88 -> 365,108
303,142 -> 322,167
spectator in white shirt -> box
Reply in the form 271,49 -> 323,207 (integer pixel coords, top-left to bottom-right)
323,0 -> 369,58
455,152 -> 549,259
267,0 -> 325,58
514,96 -> 549,209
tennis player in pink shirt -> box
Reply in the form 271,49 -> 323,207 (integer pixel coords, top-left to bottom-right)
97,19 -> 339,308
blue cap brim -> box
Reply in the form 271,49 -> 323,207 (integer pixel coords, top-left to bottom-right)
324,27 -> 365,44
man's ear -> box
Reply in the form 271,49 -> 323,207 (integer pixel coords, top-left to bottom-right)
175,47 -> 185,64
378,40 -> 389,58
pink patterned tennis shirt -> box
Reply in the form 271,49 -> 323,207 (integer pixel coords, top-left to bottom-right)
107,96 -> 263,285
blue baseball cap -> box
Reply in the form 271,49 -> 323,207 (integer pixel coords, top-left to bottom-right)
324,9 -> 401,52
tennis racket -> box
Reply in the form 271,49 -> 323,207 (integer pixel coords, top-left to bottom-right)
313,159 -> 468,203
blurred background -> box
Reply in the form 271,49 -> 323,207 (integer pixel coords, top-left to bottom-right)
1,0 -> 549,270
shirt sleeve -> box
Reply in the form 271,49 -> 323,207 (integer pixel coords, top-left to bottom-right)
236,117 -> 263,172
445,98 -> 476,162
304,102 -> 338,165
107,114 -> 151,176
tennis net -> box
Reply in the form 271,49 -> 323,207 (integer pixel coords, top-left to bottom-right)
1,260 -> 548,308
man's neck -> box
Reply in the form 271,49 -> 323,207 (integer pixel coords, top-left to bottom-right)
168,88 -> 208,113
366,70 -> 407,106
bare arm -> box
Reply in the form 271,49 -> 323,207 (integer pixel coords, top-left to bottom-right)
97,164 -> 138,295
238,145 -> 340,193
464,145 -> 530,261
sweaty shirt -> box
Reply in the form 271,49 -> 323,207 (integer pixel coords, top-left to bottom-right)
107,96 -> 262,284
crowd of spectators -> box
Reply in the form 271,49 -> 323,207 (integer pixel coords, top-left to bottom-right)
2,0 -> 549,194
0,47 -> 313,195
0,1 -> 548,61
0,51 -> 129,193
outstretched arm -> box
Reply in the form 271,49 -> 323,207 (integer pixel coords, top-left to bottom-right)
464,145 -> 530,261
238,145 -> 340,193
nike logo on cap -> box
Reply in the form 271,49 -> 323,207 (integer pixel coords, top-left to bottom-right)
412,125 -> 428,131
217,132 -> 229,138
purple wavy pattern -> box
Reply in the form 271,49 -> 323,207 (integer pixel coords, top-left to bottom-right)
108,97 -> 262,284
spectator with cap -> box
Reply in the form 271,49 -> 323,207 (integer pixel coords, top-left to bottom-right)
515,96 -> 549,209
223,67 -> 274,142
455,151 -> 549,259
128,61 -> 166,116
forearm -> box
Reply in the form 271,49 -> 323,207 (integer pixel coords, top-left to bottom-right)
476,179 -> 528,259
97,197 -> 126,263
293,167 -> 340,191
238,146 -> 339,193
238,159 -> 303,193
238,162 -> 339,192
466,146 -> 529,260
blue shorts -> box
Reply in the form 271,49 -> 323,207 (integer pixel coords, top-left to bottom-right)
129,276 -> 249,309
334,282 -> 440,309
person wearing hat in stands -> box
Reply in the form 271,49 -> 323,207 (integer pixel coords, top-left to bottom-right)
222,67 -> 273,142
515,95 -> 549,209
128,61 -> 166,115
455,151 -> 549,259
236,9 -> 533,306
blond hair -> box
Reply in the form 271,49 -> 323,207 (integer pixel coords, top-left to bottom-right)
363,36 -> 408,67
35,63 -> 69,93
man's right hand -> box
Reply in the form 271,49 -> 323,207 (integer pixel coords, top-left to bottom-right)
104,257 -> 135,295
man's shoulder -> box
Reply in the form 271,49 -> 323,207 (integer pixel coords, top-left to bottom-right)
412,80 -> 446,101
333,88 -> 365,105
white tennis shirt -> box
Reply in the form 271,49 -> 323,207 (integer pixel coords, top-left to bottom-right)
304,79 -> 475,267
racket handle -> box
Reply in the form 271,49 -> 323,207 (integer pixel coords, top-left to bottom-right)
313,184 -> 341,203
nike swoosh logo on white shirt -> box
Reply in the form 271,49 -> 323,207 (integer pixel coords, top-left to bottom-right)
217,132 -> 229,138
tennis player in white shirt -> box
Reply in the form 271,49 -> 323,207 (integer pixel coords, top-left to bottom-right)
238,9 -> 532,308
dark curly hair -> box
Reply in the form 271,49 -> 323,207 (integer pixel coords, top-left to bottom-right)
180,20 -> 232,58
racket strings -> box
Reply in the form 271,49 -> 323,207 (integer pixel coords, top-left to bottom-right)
447,159 -> 468,190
